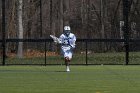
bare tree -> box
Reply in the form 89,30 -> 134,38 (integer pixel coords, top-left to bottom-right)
59,0 -> 63,33
63,0 -> 70,25
17,0 -> 23,58
6,0 -> 17,53
1,0 -> 140,53
100,0 -> 105,38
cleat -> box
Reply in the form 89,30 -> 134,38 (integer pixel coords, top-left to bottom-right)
66,66 -> 70,72
66,69 -> 70,72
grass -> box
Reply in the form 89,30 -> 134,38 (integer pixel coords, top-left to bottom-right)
0,66 -> 140,93
1,52 -> 139,65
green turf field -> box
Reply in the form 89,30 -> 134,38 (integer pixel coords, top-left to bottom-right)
0,66 -> 140,93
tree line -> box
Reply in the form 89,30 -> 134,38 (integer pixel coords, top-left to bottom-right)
0,0 -> 140,57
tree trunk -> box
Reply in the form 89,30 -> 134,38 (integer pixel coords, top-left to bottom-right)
100,0 -> 105,51
17,0 -> 23,58
63,0 -> 70,25
100,0 -> 105,38
59,0 -> 63,33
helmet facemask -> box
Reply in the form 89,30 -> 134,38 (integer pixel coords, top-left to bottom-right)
64,26 -> 71,36
64,30 -> 70,36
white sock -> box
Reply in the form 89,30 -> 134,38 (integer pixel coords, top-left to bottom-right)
66,66 -> 70,71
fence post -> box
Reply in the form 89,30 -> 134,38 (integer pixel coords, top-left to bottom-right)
123,0 -> 130,65
85,40 -> 88,65
2,0 -> 6,66
45,41 -> 47,66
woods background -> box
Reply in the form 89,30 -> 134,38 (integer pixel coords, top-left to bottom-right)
0,0 -> 140,57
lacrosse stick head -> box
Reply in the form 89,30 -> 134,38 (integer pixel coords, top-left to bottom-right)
50,35 -> 61,44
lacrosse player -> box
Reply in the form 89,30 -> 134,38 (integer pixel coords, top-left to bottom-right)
59,26 -> 76,72
50,26 -> 76,72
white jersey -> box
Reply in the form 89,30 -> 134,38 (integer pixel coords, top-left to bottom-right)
59,33 -> 76,59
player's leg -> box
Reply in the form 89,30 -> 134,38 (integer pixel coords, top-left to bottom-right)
65,57 -> 71,72
64,52 -> 72,72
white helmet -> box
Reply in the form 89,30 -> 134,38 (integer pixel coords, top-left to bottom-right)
64,26 -> 71,36
64,26 -> 71,30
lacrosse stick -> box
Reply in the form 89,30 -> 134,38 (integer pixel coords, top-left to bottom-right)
50,35 -> 62,44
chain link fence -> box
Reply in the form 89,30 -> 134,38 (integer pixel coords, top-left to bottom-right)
0,39 -> 139,65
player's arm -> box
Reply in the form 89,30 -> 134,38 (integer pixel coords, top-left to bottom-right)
69,35 -> 76,49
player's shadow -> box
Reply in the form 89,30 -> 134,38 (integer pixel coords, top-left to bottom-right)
54,71 -> 67,72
